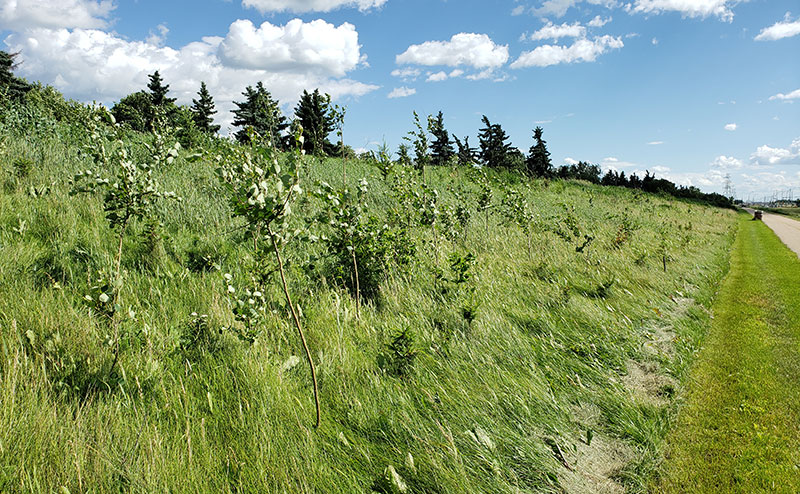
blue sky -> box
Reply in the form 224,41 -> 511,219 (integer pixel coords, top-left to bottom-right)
1,0 -> 798,199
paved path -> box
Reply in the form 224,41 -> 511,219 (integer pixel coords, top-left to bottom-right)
744,208 -> 800,257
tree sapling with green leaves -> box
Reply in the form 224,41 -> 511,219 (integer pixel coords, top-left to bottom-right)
216,127 -> 321,428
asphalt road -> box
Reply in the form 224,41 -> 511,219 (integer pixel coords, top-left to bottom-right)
744,208 -> 800,257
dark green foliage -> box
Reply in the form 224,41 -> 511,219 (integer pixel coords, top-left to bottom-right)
0,51 -> 31,101
185,236 -> 228,273
382,327 -> 418,377
147,70 -> 176,108
294,88 -> 335,155
453,135 -> 477,167
428,111 -> 454,166
313,180 -> 416,300
556,160 -> 602,183
403,111 -> 430,173
526,126 -> 552,177
477,115 -> 514,169
111,91 -> 152,132
232,82 -> 288,146
191,82 -> 220,134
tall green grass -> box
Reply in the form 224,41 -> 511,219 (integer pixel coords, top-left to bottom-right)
0,117 -> 736,492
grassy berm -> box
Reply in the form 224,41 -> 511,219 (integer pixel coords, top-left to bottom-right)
0,111 -> 736,492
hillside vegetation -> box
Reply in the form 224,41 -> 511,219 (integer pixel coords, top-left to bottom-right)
0,90 -> 737,493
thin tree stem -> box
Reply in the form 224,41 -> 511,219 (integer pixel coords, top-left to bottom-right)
268,226 -> 321,428
351,248 -> 360,320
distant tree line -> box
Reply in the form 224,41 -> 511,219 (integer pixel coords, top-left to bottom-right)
0,52 -> 733,209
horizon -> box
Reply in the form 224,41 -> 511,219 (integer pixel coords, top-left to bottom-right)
1,0 -> 798,199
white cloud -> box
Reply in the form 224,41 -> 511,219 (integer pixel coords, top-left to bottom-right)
4,24 -> 378,132
724,123 -> 737,131
242,0 -> 386,13
588,15 -> 612,27
146,24 -> 169,47
218,19 -> 361,77
535,0 -> 619,18
755,13 -> 800,41
769,89 -> 800,101
651,37 -> 659,45
0,0 -> 114,30
647,141 -> 664,145
564,157 -> 579,165
769,88 -> 800,101
630,0 -> 735,22
527,21 -> 586,41
396,33 -> 509,69
750,138 -> 800,166
511,5 -> 526,15
710,155 -> 743,169
426,71 -> 448,82
511,35 -> 623,68
390,67 -> 421,80
388,86 -> 416,98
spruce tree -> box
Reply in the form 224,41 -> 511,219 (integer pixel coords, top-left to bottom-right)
526,126 -> 552,177
453,135 -> 477,167
147,70 -> 175,107
191,81 -> 220,134
0,51 -> 31,101
294,89 -> 335,156
477,115 -> 513,169
428,111 -> 455,166
232,82 -> 288,146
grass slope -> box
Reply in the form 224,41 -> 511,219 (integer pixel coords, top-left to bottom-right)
656,214 -> 800,493
0,119 -> 737,492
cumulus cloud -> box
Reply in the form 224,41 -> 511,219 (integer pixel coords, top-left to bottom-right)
588,15 -> 612,27
511,35 -> 623,68
564,157 -> 580,165
629,0 -> 735,21
534,0 -> 619,18
390,67 -> 421,80
242,0 -> 386,13
769,88 -> 800,101
0,0 -> 114,30
527,21 -> 586,41
388,86 -> 415,98
4,22 -> 378,132
218,19 -> 361,77
396,33 -> 509,69
750,138 -> 800,166
426,71 -> 448,82
755,13 -> 800,41
647,141 -> 664,145
710,155 -> 743,169
724,123 -> 737,131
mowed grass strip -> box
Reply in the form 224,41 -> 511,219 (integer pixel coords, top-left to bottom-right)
656,214 -> 800,493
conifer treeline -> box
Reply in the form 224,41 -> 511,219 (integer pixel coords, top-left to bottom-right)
0,56 -> 733,208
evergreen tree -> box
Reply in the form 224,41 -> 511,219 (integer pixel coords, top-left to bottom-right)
477,115 -> 514,169
453,135 -> 477,167
190,81 -> 220,134
294,89 -> 335,155
147,70 -> 175,107
526,126 -> 552,177
428,111 -> 455,166
232,82 -> 288,146
0,51 -> 31,101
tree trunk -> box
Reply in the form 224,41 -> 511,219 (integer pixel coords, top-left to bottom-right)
269,227 -> 321,428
